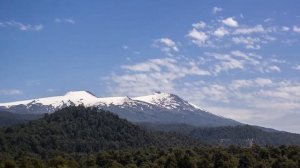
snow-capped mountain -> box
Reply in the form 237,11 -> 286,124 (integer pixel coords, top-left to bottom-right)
0,91 -> 240,127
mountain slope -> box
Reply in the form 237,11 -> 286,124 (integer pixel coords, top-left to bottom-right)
0,110 -> 43,127
0,91 -> 240,127
0,106 -> 199,155
140,123 -> 300,146
189,125 -> 300,146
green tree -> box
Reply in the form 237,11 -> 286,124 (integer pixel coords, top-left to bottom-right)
96,151 -> 111,167
272,157 -> 297,168
238,154 -> 254,168
164,154 -> 177,168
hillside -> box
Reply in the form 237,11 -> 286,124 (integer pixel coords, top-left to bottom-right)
140,123 -> 300,146
190,125 -> 300,146
0,110 -> 43,127
0,106 -> 199,156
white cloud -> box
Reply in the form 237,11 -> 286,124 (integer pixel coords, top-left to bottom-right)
204,50 -> 285,75
55,18 -> 75,24
255,78 -> 273,86
106,57 -> 210,96
231,50 -> 260,65
293,65 -> 300,70
293,26 -> 300,33
265,65 -> 281,73
122,58 -> 210,76
282,26 -> 290,31
121,58 -> 173,72
204,50 -> 265,75
262,36 -> 276,43
249,80 -> 294,102
245,44 -> 261,50
154,38 -> 179,56
47,88 -> 56,93
222,17 -> 239,27
232,36 -> 261,49
206,53 -> 244,74
201,85 -> 229,102
179,77 -> 300,130
234,25 -> 265,34
230,78 -> 273,90
269,58 -> 286,64
264,18 -> 274,22
0,89 -> 23,96
212,7 -> 222,14
0,21 -> 43,31
187,28 -> 209,46
187,16 -> 281,50
192,21 -> 206,29
213,27 -> 229,37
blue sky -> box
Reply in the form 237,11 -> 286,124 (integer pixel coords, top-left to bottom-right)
1,0 -> 300,133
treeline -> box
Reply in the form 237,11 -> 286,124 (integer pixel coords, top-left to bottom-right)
190,125 -> 300,146
140,123 -> 300,146
1,145 -> 300,167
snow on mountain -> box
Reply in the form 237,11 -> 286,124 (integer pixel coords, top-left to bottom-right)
0,91 -> 98,108
0,91 -> 240,127
133,91 -> 205,111
97,96 -> 136,106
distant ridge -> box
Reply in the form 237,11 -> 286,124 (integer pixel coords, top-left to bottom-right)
0,91 -> 240,127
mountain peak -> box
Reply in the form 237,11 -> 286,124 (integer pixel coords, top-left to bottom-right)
64,91 -> 98,98
133,92 -> 186,109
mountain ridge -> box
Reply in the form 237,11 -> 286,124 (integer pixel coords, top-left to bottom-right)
0,91 -> 240,127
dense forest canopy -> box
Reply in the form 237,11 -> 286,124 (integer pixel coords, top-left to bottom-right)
1,146 -> 300,167
0,106 -> 300,167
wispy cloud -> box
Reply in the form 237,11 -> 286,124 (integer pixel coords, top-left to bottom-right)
232,36 -> 261,49
234,25 -> 265,34
153,38 -> 179,56
54,18 -> 75,24
106,57 -> 210,96
293,65 -> 300,70
293,26 -> 300,33
264,18 -> 274,23
282,26 -> 290,31
212,7 -> 222,14
210,53 -> 245,74
0,89 -> 23,96
264,65 -> 281,72
46,88 -> 56,93
0,21 -> 43,31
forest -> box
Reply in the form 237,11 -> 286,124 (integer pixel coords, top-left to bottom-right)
0,106 -> 300,167
1,145 -> 300,167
